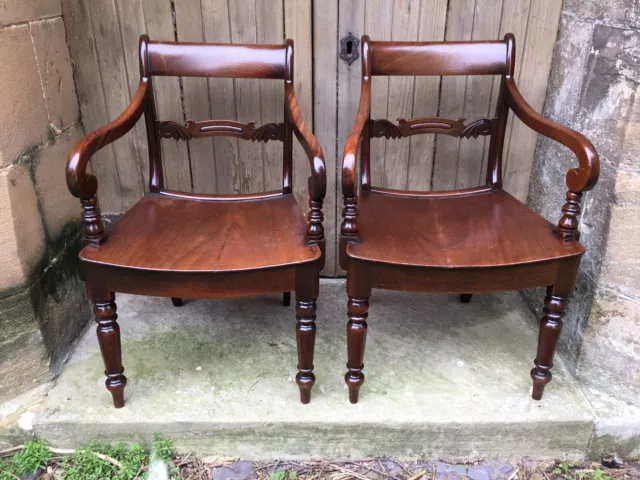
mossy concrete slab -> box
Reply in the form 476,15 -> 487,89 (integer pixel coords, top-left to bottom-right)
34,281 -> 594,460
583,385 -> 640,460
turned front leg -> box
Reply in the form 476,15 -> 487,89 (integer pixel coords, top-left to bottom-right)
94,295 -> 127,408
295,297 -> 317,404
345,295 -> 369,404
531,286 -> 568,400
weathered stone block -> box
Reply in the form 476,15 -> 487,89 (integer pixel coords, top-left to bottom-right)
35,126 -> 83,241
0,0 -> 61,27
0,289 -> 51,404
0,25 -> 50,167
543,15 -> 595,127
0,165 -> 46,295
30,17 -> 80,130
615,170 -> 640,205
32,236 -> 89,372
564,0 -> 640,28
599,206 -> 640,299
526,16 -> 640,373
576,291 -> 640,406
0,234 -> 89,404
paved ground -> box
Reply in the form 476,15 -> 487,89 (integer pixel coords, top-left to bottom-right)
30,281 -> 604,460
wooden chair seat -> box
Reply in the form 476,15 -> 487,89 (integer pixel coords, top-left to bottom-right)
80,193 -> 320,272
346,189 -> 584,269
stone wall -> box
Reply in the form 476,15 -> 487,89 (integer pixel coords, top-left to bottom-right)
0,0 -> 90,403
525,0 -> 640,404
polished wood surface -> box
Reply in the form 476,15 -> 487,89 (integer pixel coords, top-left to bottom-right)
370,40 -> 508,76
340,34 -> 600,403
147,42 -> 286,78
347,190 -> 584,268
67,36 -> 324,407
80,193 -> 320,272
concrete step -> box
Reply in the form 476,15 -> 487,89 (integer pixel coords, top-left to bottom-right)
34,281 -> 595,460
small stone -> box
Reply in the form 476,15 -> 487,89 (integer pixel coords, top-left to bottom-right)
451,464 -> 467,475
435,462 -> 451,473
196,366 -> 202,371
18,411 -> 35,431
386,461 -> 396,470
19,467 -> 44,480
467,467 -> 491,480
493,463 -> 514,476
213,461 -> 254,480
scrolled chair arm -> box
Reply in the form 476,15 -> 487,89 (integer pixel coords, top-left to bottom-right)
285,84 -> 326,203
66,78 -> 148,245
284,54 -> 326,264
504,77 -> 600,241
339,74 -> 371,269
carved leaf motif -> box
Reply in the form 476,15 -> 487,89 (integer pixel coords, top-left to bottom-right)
158,121 -> 193,141
370,119 -> 403,139
459,118 -> 494,139
249,122 -> 284,143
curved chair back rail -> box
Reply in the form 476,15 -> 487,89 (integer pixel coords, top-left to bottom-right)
369,40 -> 508,76
146,42 -> 286,78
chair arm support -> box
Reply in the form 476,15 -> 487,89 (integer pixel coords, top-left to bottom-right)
285,83 -> 326,203
285,82 -> 326,266
505,78 -> 599,193
342,79 -> 371,198
66,78 -> 148,199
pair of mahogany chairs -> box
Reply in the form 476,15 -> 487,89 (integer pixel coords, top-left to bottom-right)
66,34 -> 598,408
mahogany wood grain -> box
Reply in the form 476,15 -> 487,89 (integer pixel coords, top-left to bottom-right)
340,33 -> 599,403
347,190 -> 584,269
147,42 -> 286,78
67,36 -> 324,407
80,194 -> 319,272
369,41 -> 508,76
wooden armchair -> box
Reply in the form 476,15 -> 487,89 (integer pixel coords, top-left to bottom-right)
340,34 -> 599,403
67,36 -> 325,407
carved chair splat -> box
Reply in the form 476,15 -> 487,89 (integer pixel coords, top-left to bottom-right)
340,34 -> 599,403
67,36 -> 325,407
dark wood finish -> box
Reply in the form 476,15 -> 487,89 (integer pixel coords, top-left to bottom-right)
157,120 -> 284,142
66,36 -> 324,407
294,262 -> 319,404
340,34 -> 600,402
80,194 -> 319,272
93,293 -> 126,408
369,40 -> 508,76
347,190 -> 584,268
369,117 -> 496,140
282,292 -> 291,306
147,42 -> 286,78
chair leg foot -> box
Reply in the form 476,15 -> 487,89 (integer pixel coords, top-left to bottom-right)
531,368 -> 551,400
295,297 -> 316,404
94,295 -> 127,408
283,292 -> 291,306
345,295 -> 369,404
530,286 -> 567,400
460,294 -> 472,303
171,297 -> 183,307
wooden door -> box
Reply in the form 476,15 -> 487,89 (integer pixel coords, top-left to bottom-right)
317,0 -> 562,274
63,0 -> 561,277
